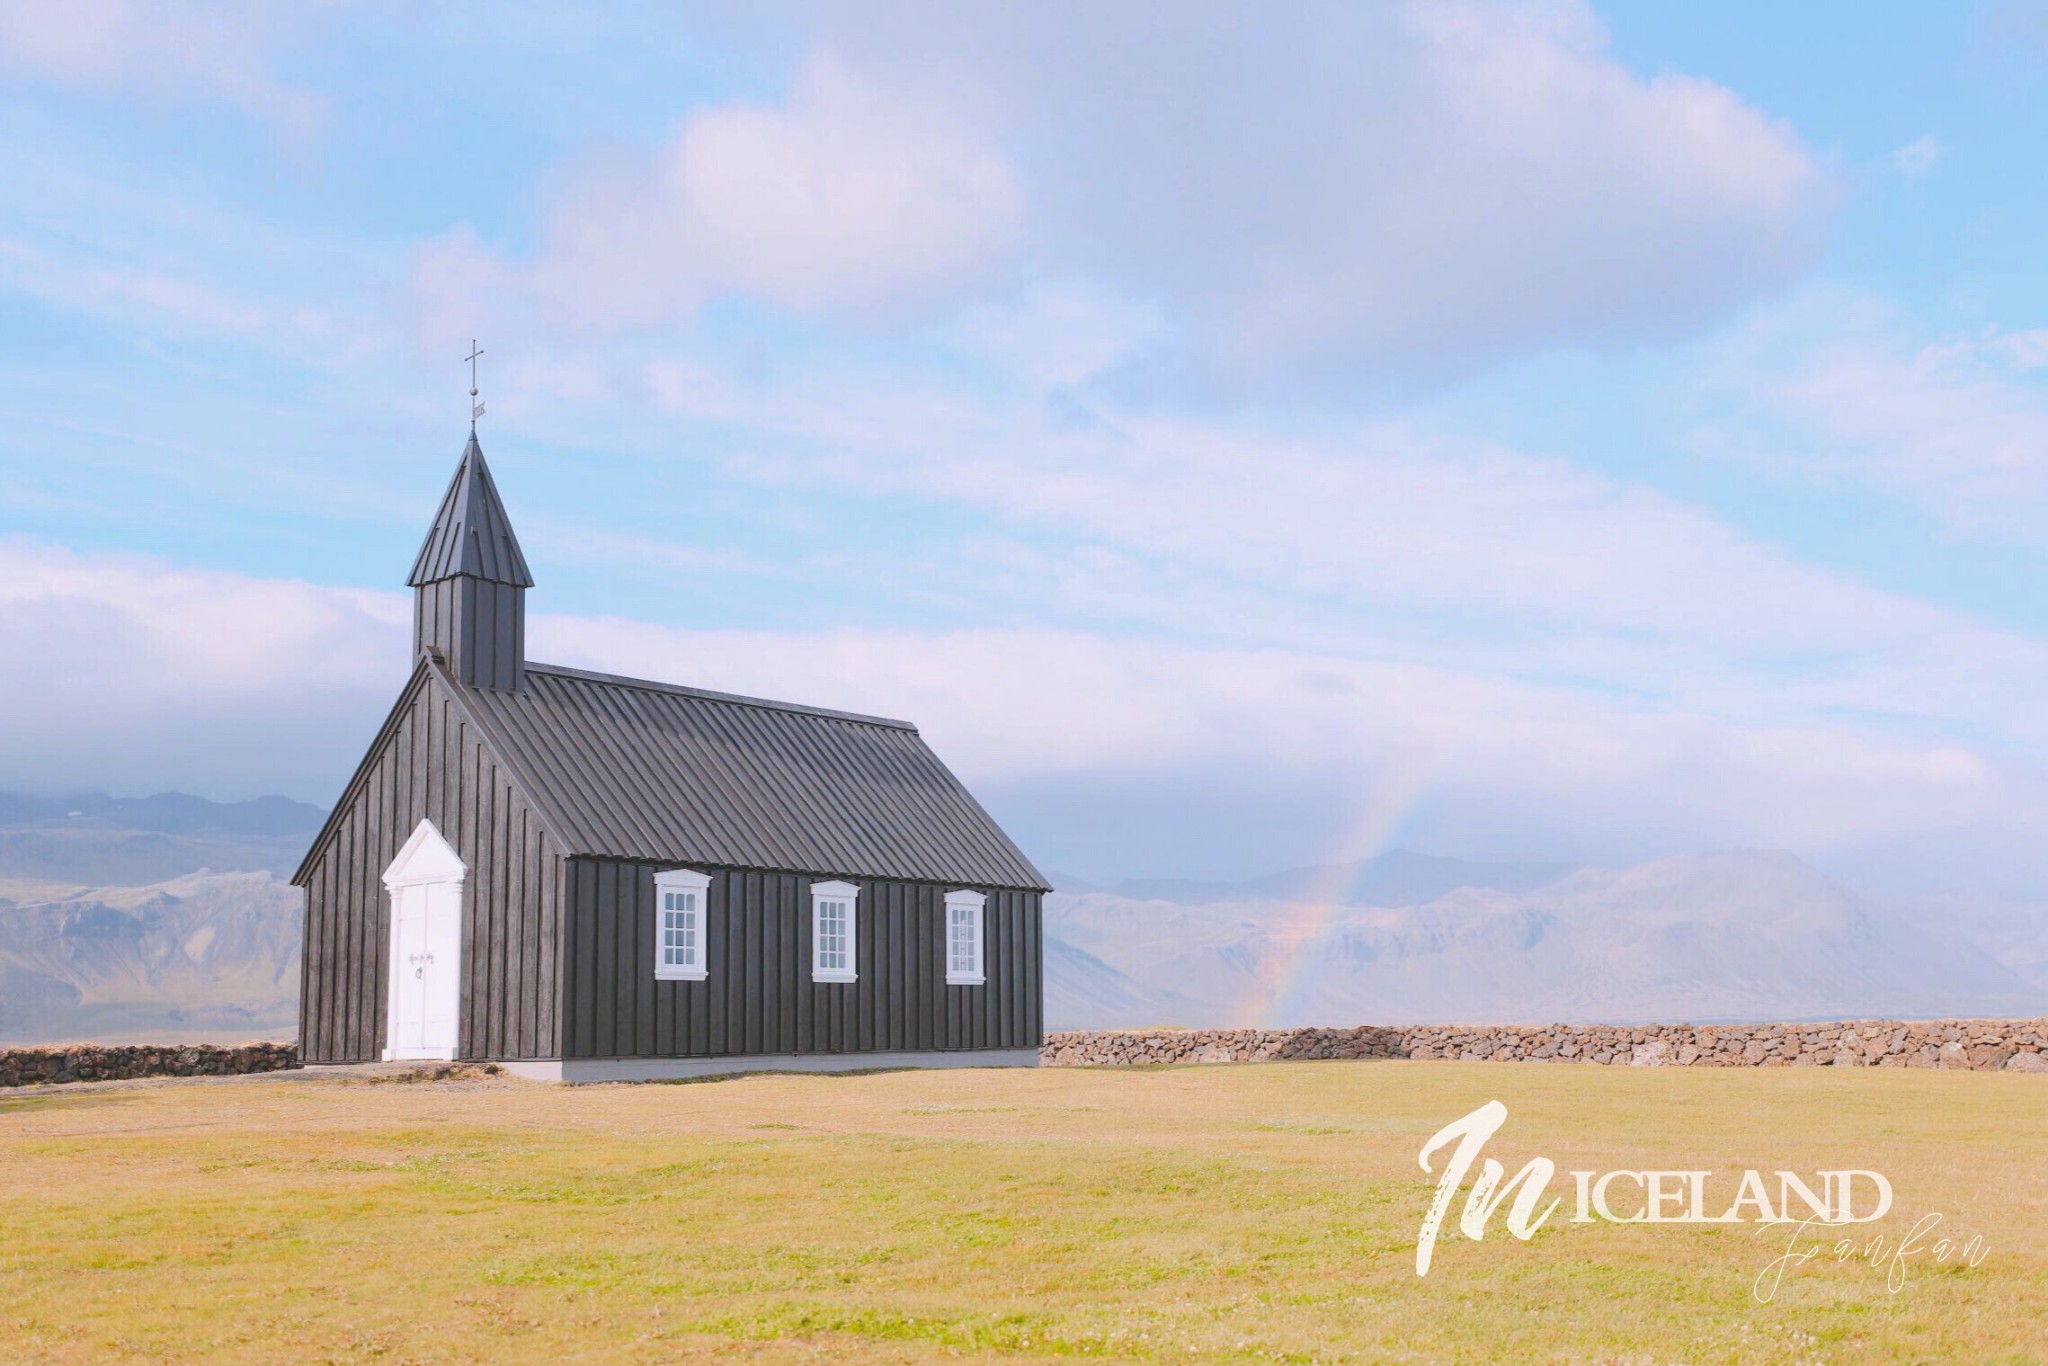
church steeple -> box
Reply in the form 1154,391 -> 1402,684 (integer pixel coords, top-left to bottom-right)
408,431 -> 532,691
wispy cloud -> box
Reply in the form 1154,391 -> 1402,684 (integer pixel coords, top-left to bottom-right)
414,54 -> 1022,345
0,541 -> 2031,882
412,1 -> 1828,395
787,0 -> 1830,392
1892,133 -> 1943,176
0,237 -> 269,333
630,336 -> 1951,654
0,0 -> 322,138
1689,286 -> 2048,543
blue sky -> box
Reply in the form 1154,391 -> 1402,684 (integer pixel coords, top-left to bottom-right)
7,1 -> 2048,893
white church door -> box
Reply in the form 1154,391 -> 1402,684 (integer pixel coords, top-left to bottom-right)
382,819 -> 465,1062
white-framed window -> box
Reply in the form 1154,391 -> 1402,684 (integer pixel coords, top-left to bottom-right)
811,879 -> 860,983
945,889 -> 986,985
654,868 -> 711,981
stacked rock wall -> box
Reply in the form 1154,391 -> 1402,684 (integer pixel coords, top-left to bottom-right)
8,1023 -> 2046,1085
1044,1019 -> 2048,1072
1040,1026 -> 1406,1067
0,1043 -> 299,1087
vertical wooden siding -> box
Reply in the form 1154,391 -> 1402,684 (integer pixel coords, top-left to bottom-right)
297,671 -> 565,1062
563,860 -> 1042,1059
413,577 -> 525,692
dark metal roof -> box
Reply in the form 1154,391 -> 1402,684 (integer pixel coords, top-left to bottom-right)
407,432 -> 535,588
456,663 -> 1050,891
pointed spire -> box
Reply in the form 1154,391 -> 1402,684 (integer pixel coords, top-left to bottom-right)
407,431 -> 534,588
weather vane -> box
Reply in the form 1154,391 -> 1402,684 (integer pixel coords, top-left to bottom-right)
466,339 -> 485,428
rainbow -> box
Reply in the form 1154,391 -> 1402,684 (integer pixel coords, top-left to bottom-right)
1229,748 -> 1440,1025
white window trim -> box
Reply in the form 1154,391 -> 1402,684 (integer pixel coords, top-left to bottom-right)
944,889 -> 987,986
810,879 -> 860,983
654,867 -> 711,981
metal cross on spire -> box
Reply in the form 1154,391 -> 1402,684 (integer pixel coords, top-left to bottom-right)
466,340 -> 486,428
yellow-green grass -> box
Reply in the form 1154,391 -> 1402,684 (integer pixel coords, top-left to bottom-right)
1,1062 -> 2042,1364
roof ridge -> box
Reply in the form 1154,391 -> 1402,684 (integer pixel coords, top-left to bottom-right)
523,662 -> 919,732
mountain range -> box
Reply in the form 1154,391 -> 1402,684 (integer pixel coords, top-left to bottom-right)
1046,849 -> 1576,909
0,871 -> 302,1043
1046,850 -> 2043,1028
0,789 -> 325,885
0,791 -> 321,1042
0,790 -> 2039,1042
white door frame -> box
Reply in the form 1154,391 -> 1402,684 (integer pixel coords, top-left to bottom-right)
381,818 -> 466,1062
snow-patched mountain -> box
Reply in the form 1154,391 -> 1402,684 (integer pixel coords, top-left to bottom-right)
2,788 -> 2038,1041
0,871 -> 302,1043
1045,851 -> 2041,1028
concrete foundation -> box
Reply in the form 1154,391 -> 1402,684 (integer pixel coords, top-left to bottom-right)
494,1048 -> 1041,1083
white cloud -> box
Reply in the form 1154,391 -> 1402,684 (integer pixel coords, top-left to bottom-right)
0,237 -> 270,333
424,1 -> 1825,390
1893,134 -> 1943,177
0,542 -> 408,801
405,224 -> 519,358
0,0 -> 319,134
0,542 -> 2030,879
791,0 -> 1828,389
509,55 -> 1021,331
533,615 -> 2008,855
634,341 -> 2045,712
0,151 -> 394,365
1690,288 -> 2048,542
945,281 -> 1169,392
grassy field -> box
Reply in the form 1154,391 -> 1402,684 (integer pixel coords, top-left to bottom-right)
1,1061 -> 2043,1364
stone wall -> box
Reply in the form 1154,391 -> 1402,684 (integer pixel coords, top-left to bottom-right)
0,1043 -> 300,1087
8,1022 -> 2045,1084
1043,1019 -> 2048,1073
1041,1026 -> 1407,1066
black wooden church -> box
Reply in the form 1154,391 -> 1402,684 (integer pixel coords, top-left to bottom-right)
294,431 -> 1047,1079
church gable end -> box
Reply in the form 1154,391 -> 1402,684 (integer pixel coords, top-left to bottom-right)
296,663 -> 567,1063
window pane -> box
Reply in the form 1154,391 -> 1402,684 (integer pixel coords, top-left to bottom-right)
949,903 -> 978,974
661,889 -> 701,969
817,898 -> 849,971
